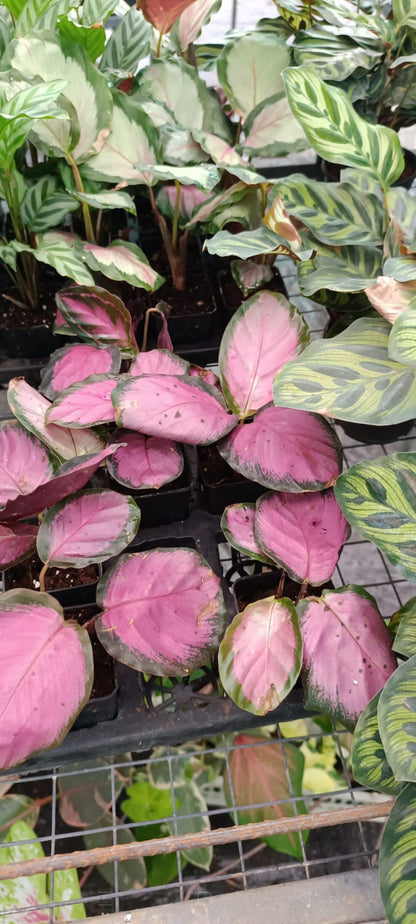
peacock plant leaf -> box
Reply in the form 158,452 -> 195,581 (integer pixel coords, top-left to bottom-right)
0,420 -> 56,510
218,406 -> 342,492
220,503 -> 273,566
392,597 -> 416,658
218,597 -> 302,716
100,7 -> 152,79
381,257 -> 416,283
83,240 -> 164,292
388,302 -> 416,367
298,586 -> 397,729
0,79 -> 70,170
81,92 -> 159,187
39,343 -> 121,401
204,226 -> 314,262
106,430 -> 183,491
379,783 -> 416,924
0,590 -> 93,769
13,234 -> 95,288
0,523 -> 39,570
217,32 -> 290,120
230,260 -> 273,297
55,285 -> 138,357
351,692 -> 402,796
46,375 -> 122,428
297,244 -> 383,295
379,655 -> 416,782
96,548 -> 226,676
129,350 -> 189,377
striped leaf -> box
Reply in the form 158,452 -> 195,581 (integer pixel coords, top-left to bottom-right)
83,240 -> 164,292
389,302 -> 416,367
392,598 -> 416,658
100,7 -> 151,77
352,692 -> 402,795
82,0 -> 116,25
384,257 -> 416,283
297,244 -> 383,295
21,177 -> 78,233
241,92 -> 307,158
335,454 -> 416,583
273,318 -> 416,425
81,92 -> 159,186
379,655 -> 416,781
293,26 -> 383,81
393,0 -> 416,29
0,80 -> 68,168
13,235 -> 94,287
204,227 -> 313,262
217,33 -> 290,120
283,67 -> 404,187
380,783 -> 416,924
15,0 -> 76,34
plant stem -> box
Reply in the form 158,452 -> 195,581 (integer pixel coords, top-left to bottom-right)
296,580 -> 309,603
67,155 -> 95,243
156,28 -> 163,58
38,562 -> 49,594
275,571 -> 286,599
172,180 -> 181,252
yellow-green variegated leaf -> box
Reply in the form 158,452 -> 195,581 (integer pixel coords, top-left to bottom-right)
379,783 -> 416,924
334,453 -> 416,582
273,318 -> 416,424
81,91 -> 159,186
392,598 -> 416,658
293,26 -> 384,82
379,656 -> 416,781
13,235 -> 94,287
21,176 -> 78,232
283,67 -> 404,187
217,33 -> 290,120
138,164 -> 220,190
387,187 -> 416,252
297,245 -> 382,295
389,300 -> 416,367
241,92 -> 308,158
204,227 -> 313,261
352,692 -> 402,796
384,257 -> 416,283
393,0 -> 416,29
83,240 -> 164,292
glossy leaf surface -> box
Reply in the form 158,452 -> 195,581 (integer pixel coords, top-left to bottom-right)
379,654 -> 416,782
220,503 -> 272,565
40,343 -> 121,401
46,375 -> 120,428
351,692 -> 402,796
0,421 -> 55,510
379,783 -> 416,924
107,430 -> 183,490
56,285 -> 138,357
0,522 -> 38,570
129,350 -> 189,377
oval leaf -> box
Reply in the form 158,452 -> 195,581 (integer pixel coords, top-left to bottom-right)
112,374 -> 238,445
40,343 -> 121,401
129,349 -> 189,377
37,490 -> 141,568
298,586 -> 397,729
83,240 -> 164,292
230,259 -> 273,297
0,421 -> 55,510
379,783 -> 416,924
107,430 -> 183,490
0,523 -> 38,570
219,290 -> 309,418
56,285 -> 138,356
219,597 -> 302,715
217,33 -> 290,119
220,502 -> 272,565
96,548 -> 226,675
254,489 -> 350,585
218,406 -> 342,492
351,692 -> 402,796
379,654 -> 416,782
46,374 -> 121,427
0,590 -> 93,769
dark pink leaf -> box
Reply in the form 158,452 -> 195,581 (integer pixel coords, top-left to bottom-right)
254,489 -> 350,585
106,430 -> 183,490
219,406 -> 342,491
298,586 -> 397,729
0,421 -> 56,510
112,374 -> 238,445
129,349 -> 189,377
140,0 -> 199,34
0,523 -> 38,570
220,502 -> 272,564
219,597 -> 302,715
0,590 -> 93,769
40,343 -> 121,401
96,548 -> 226,675
37,490 -> 141,568
54,308 -> 74,336
56,285 -> 138,356
219,291 -> 309,418
46,375 -> 122,428
154,306 -> 174,351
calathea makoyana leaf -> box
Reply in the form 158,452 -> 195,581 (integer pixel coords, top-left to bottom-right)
379,783 -> 416,924
351,692 -> 402,796
106,430 -> 183,491
379,654 -> 416,782
220,503 -> 273,565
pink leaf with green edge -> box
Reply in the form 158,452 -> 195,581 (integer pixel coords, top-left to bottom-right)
254,490 -> 350,585
140,0 -> 200,34
0,590 -> 93,770
129,350 -> 189,377
220,502 -> 272,564
0,523 -> 38,570
156,184 -> 211,224
219,597 -> 302,716
218,406 -> 342,492
106,430 -> 183,490
112,374 -> 238,445
46,375 -> 122,428
83,240 -> 165,293
297,586 -> 397,729
40,344 -> 121,401
230,259 -> 273,297
7,378 -> 105,462
55,285 -> 139,357
225,735 -> 307,860
0,421 -> 56,510
219,290 -> 309,418
54,308 -> 74,336
96,548 -> 226,675
37,490 -> 141,568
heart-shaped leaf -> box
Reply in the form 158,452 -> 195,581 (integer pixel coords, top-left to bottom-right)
298,586 -> 397,729
219,290 -> 309,418
83,240 -> 164,292
254,489 -> 350,585
0,590 -> 93,769
129,350 -> 189,377
351,692 -> 402,795
220,502 -> 272,564
46,375 -> 121,427
56,285 -> 138,356
379,654 -> 416,782
218,406 -> 342,492
0,523 -> 38,570
219,597 -> 302,715
379,783 -> 416,924
0,421 -> 56,510
37,490 -> 141,568
96,548 -> 226,675
112,374 -> 238,445
140,0 -> 199,33
40,343 -> 121,401
107,430 -> 183,490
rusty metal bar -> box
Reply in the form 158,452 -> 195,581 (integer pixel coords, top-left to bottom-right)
0,800 -> 393,882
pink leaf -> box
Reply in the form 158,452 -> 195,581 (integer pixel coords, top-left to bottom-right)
140,0 -> 200,34
231,259 -> 273,297
219,290 -> 309,418
221,502 -> 272,564
365,275 -> 416,323
40,343 -> 121,401
298,586 -> 397,729
0,421 -> 55,510
37,490 -> 141,568
219,406 -> 342,491
112,374 -> 238,445
219,597 -> 302,715
46,375 -> 122,428
129,349 -> 189,377
107,430 -> 183,490
254,489 -> 350,585
154,307 -> 174,351
56,285 -> 138,356
96,548 -> 226,675
0,590 -> 93,769
0,523 -> 38,570
54,308 -> 74,336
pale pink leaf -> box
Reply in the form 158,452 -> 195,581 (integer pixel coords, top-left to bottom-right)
220,502 -> 272,564
0,421 -> 55,510
46,375 -> 122,428
129,350 -> 189,377
40,343 -> 121,401
0,523 -> 38,570
107,430 -> 183,490
56,285 -> 138,356
365,275 -> 416,323
174,0 -> 220,50
154,308 -> 174,351
231,259 -> 273,297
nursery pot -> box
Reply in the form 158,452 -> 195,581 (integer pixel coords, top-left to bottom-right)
198,444 -> 264,515
65,602 -> 118,730
335,417 -> 415,444
2,554 -> 101,607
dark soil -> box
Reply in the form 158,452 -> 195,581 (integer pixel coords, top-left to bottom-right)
198,444 -> 247,487
148,274 -> 216,318
234,571 -> 332,611
4,552 -> 99,592
64,603 -> 115,699
0,283 -> 59,331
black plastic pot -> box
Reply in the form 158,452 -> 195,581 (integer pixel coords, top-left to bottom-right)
2,560 -> 101,607
318,148 -> 416,189
65,602 -> 118,730
214,263 -> 288,324
198,445 -> 264,515
233,570 -> 333,612
0,325 -> 70,361
129,450 -> 192,529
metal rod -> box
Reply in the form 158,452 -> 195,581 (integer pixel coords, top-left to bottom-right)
0,801 -> 393,881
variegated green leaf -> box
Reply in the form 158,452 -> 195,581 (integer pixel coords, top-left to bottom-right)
81,91 -> 159,186
74,189 -> 136,213
217,32 -> 290,120
161,125 -> 208,167
393,0 -> 416,29
379,783 -> 416,924
100,7 -> 152,77
335,453 -> 416,582
297,244 -> 383,295
283,66 -> 404,187
204,226 -> 313,261
384,257 -> 416,283
58,18 -> 106,62
138,57 -> 229,139
274,317 -> 416,425
352,692 -> 402,795
82,0 -> 116,25
392,598 -> 416,658
241,92 -> 308,158
379,655 -> 416,781
231,259 -> 273,296
83,240 -> 164,291
0,79 -> 69,169
13,233 -> 94,287
137,163 -> 220,190
21,176 -> 78,232
293,25 -> 383,81
389,301 -> 416,367
15,0 -> 76,34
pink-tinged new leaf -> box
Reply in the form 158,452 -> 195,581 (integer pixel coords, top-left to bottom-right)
221,502 -> 272,564
154,305 -> 174,351
219,406 -> 342,492
107,430 -> 183,490
219,290 -> 309,418
0,590 -> 93,769
298,586 -> 397,729
189,365 -> 219,387
254,490 -> 350,585
231,259 -> 273,297
40,344 -> 121,401
139,0 -> 200,34
96,548 -> 226,675
129,350 -> 189,377
0,523 -> 38,570
219,597 -> 302,715
112,374 -> 238,445
37,490 -> 141,568
365,276 -> 416,323
46,375 -> 122,428
0,421 -> 56,510
55,285 -> 138,357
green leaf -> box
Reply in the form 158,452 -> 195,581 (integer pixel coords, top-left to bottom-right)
204,226 -> 313,261
379,782 -> 416,924
83,239 -> 164,291
138,163 -> 220,190
0,795 -> 40,842
100,7 -> 151,77
297,243 -> 383,295
81,91 -> 159,186
217,32 -> 290,119
293,25 -> 383,81
171,782 -> 212,871
21,176 -> 78,232
53,866 -> 86,920
82,0 -> 116,25
389,301 -> 416,368
58,18 -> 106,61
393,0 -> 416,29
122,778 -> 180,886
352,692 -> 402,795
379,656 -> 416,781
273,317 -> 416,425
384,257 -> 416,283
13,233 -> 95,287
84,817 -> 147,893
15,0 -> 76,34
283,66 -> 405,187
0,79 -> 69,169
392,598 -> 416,658
74,189 -> 136,213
